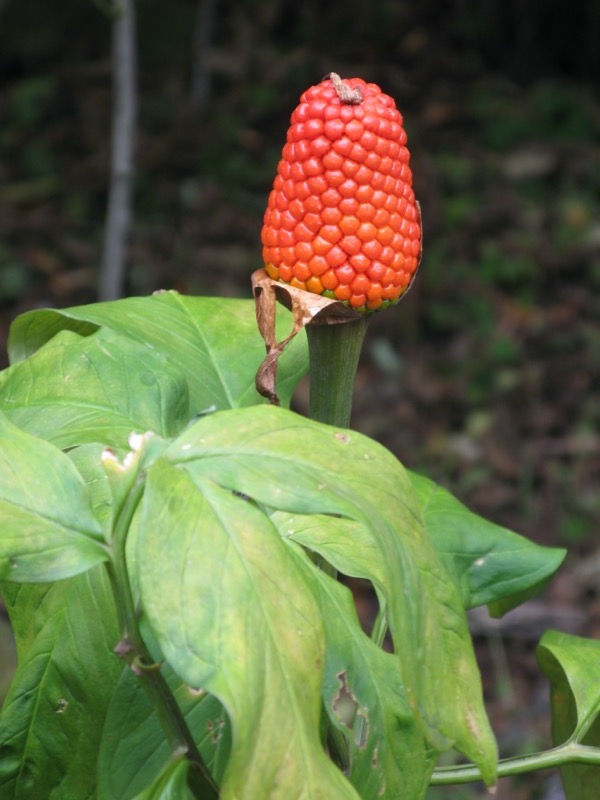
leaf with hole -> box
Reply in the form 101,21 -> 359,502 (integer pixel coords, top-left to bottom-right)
276,540 -> 435,799
162,404 -> 497,785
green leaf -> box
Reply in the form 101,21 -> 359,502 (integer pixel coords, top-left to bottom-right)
0,411 -> 107,582
137,459 -> 359,800
98,662 -> 230,800
277,538 -> 435,800
408,472 -> 566,615
7,312 -> 98,360
537,630 -> 600,798
67,434 -> 170,545
165,405 -> 497,785
67,443 -> 118,540
7,293 -> 308,412
269,507 -> 495,779
0,328 -> 189,449
0,567 -> 122,800
131,758 -> 193,800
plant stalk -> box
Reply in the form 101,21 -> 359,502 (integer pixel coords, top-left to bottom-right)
370,601 -> 388,648
306,316 -> 370,428
306,314 -> 371,765
107,479 -> 218,799
430,742 -> 600,785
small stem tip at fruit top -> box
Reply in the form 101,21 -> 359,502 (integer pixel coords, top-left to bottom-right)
327,72 -> 363,104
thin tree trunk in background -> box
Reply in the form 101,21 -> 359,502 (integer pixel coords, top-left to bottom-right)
0,0 -> 8,27
190,0 -> 219,114
99,0 -> 137,301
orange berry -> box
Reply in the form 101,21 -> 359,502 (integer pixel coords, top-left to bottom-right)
322,188 -> 342,207
321,269 -> 339,290
320,225 -> 342,244
339,179 -> 358,198
306,275 -> 324,294
290,277 -> 307,291
340,236 -> 362,255
308,255 -> 329,275
339,197 -> 359,215
326,245 -> 347,268
340,215 -> 360,235
356,222 -> 377,241
351,273 -> 371,295
362,239 -> 382,260
356,204 -> 376,222
350,253 -> 371,273
336,264 -> 355,285
366,282 -> 383,302
321,207 -> 343,224
334,284 -> 352,301
349,293 -> 367,308
279,264 -> 293,282
293,262 -> 311,282
313,235 -> 333,256
265,262 -> 279,280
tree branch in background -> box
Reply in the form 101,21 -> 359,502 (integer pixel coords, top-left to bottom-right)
99,0 -> 137,301
190,0 -> 219,115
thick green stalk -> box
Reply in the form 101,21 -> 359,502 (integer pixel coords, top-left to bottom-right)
107,479 -> 219,799
306,316 -> 370,428
306,314 -> 370,765
430,742 -> 600,785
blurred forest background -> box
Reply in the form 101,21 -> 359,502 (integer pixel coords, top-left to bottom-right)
1,1 -> 600,797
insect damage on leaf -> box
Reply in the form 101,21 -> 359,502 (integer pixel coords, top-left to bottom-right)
332,670 -> 359,731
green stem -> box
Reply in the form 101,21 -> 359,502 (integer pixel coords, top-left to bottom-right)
370,601 -> 388,648
430,742 -> 600,785
305,314 -> 371,763
306,316 -> 370,428
107,479 -> 219,799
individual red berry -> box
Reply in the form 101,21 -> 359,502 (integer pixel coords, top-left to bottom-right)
261,73 -> 421,312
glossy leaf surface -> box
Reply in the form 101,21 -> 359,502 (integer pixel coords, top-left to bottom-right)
0,328 -> 189,449
7,293 -> 307,412
408,472 -> 566,615
0,412 -> 107,582
538,630 -> 600,799
137,459 -> 359,800
98,664 -> 230,800
278,540 -> 435,799
0,568 -> 121,799
130,758 -> 194,800
161,405 -> 497,784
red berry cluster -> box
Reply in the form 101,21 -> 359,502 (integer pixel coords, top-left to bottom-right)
261,75 -> 421,311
